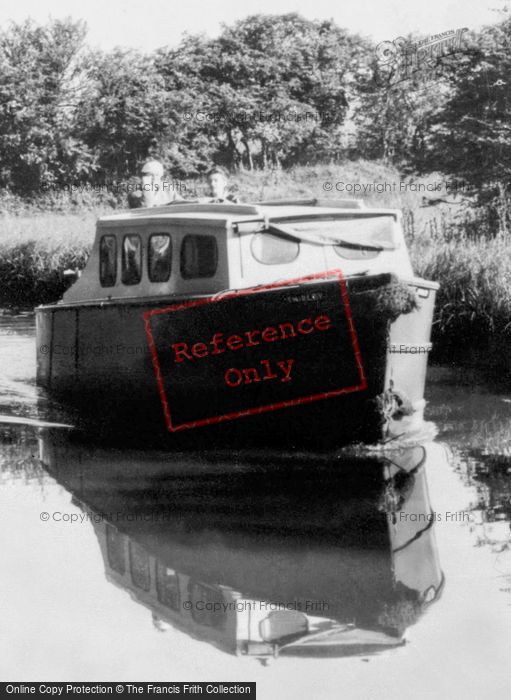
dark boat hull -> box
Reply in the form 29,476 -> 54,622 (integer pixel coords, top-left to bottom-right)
36,274 -> 437,448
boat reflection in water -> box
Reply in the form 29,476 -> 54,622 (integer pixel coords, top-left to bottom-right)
39,432 -> 444,662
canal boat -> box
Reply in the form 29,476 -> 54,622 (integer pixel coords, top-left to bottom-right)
35,200 -> 438,447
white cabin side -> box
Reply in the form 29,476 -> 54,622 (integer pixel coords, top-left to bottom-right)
62,215 -> 234,303
229,207 -> 413,288
60,203 -> 414,305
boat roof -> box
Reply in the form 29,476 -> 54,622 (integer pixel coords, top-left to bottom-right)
96,199 -> 401,228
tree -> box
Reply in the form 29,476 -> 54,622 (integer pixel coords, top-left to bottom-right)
425,19 -> 511,210
154,34 -> 232,175
0,18 -> 91,194
75,48 -> 178,181
353,33 -> 449,170
155,14 -> 373,171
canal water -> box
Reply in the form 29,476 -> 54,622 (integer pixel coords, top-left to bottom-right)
1,315 -> 510,699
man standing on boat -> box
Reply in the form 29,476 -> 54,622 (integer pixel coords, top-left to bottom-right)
128,159 -> 184,208
202,166 -> 240,203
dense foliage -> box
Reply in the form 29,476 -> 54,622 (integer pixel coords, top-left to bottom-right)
0,12 -> 510,206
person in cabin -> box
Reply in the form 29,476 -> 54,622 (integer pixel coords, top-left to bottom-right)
128,159 -> 184,208
202,166 -> 240,203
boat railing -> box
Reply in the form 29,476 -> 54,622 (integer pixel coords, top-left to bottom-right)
118,199 -> 368,219
255,198 -> 366,209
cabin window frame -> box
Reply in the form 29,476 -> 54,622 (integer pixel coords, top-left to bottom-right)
148,233 -> 173,283
128,540 -> 151,591
106,525 -> 126,575
155,561 -> 180,610
188,581 -> 227,629
122,233 -> 143,286
99,234 -> 118,287
180,234 -> 218,280
250,231 -> 300,266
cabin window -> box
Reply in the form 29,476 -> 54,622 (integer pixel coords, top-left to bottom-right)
334,244 -> 380,260
122,234 -> 142,285
148,234 -> 172,283
180,235 -> 218,279
155,561 -> 180,610
129,541 -> 151,591
251,232 -> 300,265
106,525 -> 126,575
188,581 -> 226,629
99,235 -> 117,287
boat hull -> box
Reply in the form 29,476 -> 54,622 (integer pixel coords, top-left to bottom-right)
36,274 -> 437,448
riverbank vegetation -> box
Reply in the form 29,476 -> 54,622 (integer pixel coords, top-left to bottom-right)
409,213 -> 511,375
1,163 -> 511,376
0,13 -> 510,371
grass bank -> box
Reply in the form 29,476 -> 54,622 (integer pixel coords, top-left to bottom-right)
1,162 -> 510,375
410,221 -> 511,377
1,161 -> 416,307
0,213 -> 95,307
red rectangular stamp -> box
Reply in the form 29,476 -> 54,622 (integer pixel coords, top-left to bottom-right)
143,270 -> 367,432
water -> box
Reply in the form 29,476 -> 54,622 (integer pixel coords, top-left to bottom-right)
1,316 -> 510,698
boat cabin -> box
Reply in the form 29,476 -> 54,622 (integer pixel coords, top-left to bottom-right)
62,200 -> 414,304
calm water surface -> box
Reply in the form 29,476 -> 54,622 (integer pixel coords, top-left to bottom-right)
1,315 -> 510,699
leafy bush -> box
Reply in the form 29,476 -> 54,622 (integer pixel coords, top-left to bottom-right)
410,217 -> 511,353
0,240 -> 90,307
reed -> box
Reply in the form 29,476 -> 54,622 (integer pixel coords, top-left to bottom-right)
0,213 -> 95,307
0,238 -> 91,307
1,164 -> 510,374
408,209 -> 511,357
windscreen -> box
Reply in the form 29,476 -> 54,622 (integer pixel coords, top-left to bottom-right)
269,216 -> 397,250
